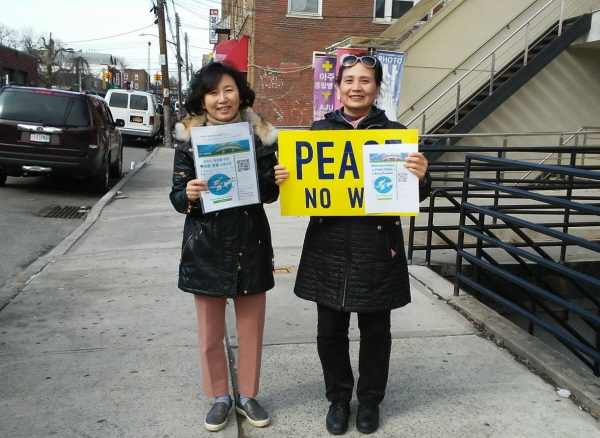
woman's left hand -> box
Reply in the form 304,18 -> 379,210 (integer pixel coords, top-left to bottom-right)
404,152 -> 429,183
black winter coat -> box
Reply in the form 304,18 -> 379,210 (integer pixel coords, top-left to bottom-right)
170,110 -> 279,298
294,107 -> 431,312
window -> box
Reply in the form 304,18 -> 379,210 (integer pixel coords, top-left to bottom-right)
134,73 -> 139,80
130,95 -> 148,110
109,92 -> 128,109
134,82 -> 139,90
124,73 -> 128,80
0,90 -> 91,127
288,0 -> 321,16
374,0 -> 413,22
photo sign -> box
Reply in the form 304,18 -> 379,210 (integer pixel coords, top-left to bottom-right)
209,9 -> 219,44
278,129 -> 419,216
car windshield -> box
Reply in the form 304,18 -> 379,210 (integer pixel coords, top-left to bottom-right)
109,92 -> 128,108
0,90 -> 91,126
130,95 -> 148,110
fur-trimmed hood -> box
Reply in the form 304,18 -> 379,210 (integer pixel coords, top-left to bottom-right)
173,109 -> 278,146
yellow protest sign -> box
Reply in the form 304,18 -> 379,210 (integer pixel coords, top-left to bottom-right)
278,129 -> 419,216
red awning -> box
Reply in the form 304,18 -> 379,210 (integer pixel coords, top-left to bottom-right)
214,36 -> 249,72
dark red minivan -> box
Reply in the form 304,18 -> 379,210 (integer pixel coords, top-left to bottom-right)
0,86 -> 125,192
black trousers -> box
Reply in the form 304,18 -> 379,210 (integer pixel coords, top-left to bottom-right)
316,304 -> 392,407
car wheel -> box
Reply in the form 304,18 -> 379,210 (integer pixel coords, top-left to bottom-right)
90,155 -> 110,193
110,146 -> 123,178
0,174 -> 7,186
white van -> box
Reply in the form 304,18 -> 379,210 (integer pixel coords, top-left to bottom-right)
105,89 -> 160,143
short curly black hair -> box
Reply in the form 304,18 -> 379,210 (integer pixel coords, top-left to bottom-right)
185,62 -> 255,116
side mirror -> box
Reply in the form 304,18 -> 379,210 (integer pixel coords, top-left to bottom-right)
115,119 -> 125,127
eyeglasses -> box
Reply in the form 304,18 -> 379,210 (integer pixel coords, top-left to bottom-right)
340,55 -> 378,68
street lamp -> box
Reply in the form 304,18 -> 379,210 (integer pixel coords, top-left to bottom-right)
139,32 -> 184,116
139,33 -> 176,47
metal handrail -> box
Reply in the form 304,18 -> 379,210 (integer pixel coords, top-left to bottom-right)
405,0 -> 556,127
404,0 -> 592,132
453,153 -> 600,375
277,128 -> 600,139
517,126 -> 600,181
420,129 -> 600,140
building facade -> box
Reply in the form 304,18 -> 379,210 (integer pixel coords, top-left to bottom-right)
122,69 -> 151,91
0,45 -> 39,87
217,0 -> 417,126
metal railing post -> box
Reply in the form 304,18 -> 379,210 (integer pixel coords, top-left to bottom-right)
455,83 -> 461,125
558,0 -> 566,35
408,216 -> 415,265
524,23 -> 530,65
489,52 -> 496,94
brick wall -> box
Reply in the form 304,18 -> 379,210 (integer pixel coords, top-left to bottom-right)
0,46 -> 39,87
251,1 -> 392,127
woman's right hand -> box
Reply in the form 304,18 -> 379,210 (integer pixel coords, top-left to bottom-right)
186,179 -> 207,201
274,164 -> 289,186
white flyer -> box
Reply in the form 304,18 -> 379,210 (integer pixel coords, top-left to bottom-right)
190,122 -> 260,213
362,143 -> 420,215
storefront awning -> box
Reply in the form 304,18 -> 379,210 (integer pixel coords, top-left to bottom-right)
214,36 -> 249,72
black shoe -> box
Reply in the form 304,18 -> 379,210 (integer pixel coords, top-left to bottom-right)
326,399 -> 350,435
204,397 -> 233,432
235,396 -> 270,427
356,404 -> 379,434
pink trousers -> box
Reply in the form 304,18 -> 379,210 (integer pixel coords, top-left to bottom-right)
194,293 -> 266,398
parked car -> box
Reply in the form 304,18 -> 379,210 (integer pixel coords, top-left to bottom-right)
105,89 -> 160,144
0,86 -> 124,192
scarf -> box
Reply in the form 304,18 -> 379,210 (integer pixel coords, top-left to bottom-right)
205,112 -> 243,126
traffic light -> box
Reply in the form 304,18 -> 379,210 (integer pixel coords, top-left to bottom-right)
101,71 -> 106,79
106,72 -> 112,80
153,73 -> 162,82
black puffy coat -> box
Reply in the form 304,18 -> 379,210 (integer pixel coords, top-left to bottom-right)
293,107 -> 431,312
169,110 -> 279,298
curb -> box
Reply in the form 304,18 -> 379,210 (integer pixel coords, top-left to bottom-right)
408,264 -> 600,419
0,146 -> 162,311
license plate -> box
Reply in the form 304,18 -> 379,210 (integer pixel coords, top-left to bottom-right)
30,133 -> 50,143
130,116 -> 143,123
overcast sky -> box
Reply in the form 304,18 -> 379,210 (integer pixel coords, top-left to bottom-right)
0,0 -> 219,77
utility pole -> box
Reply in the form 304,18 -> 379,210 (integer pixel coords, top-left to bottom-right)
176,13 -> 183,118
184,32 -> 190,83
147,41 -> 151,93
157,0 -> 173,148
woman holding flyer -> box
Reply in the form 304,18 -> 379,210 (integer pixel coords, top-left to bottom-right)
170,62 -> 278,432
274,53 -> 430,435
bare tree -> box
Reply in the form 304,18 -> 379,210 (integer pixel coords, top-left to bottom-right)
39,33 -> 74,88
0,22 -> 19,49
113,57 -> 128,70
18,28 -> 39,54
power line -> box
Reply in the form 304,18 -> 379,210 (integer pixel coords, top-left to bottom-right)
63,25 -> 155,44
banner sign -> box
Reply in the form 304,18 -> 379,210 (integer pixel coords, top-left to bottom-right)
210,9 -> 219,45
313,56 -> 336,122
278,129 -> 419,216
376,50 -> 405,120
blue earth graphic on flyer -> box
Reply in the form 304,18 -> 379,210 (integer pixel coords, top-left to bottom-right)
207,174 -> 233,195
374,176 -> 393,194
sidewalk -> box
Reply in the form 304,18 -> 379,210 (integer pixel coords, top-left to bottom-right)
1,147 -> 599,437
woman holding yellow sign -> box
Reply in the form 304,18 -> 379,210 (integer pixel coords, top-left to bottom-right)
275,53 -> 430,435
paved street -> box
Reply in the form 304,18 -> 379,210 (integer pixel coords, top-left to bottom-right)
0,141 -> 154,295
0,147 -> 599,437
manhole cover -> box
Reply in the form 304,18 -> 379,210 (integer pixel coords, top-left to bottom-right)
38,205 -> 91,219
